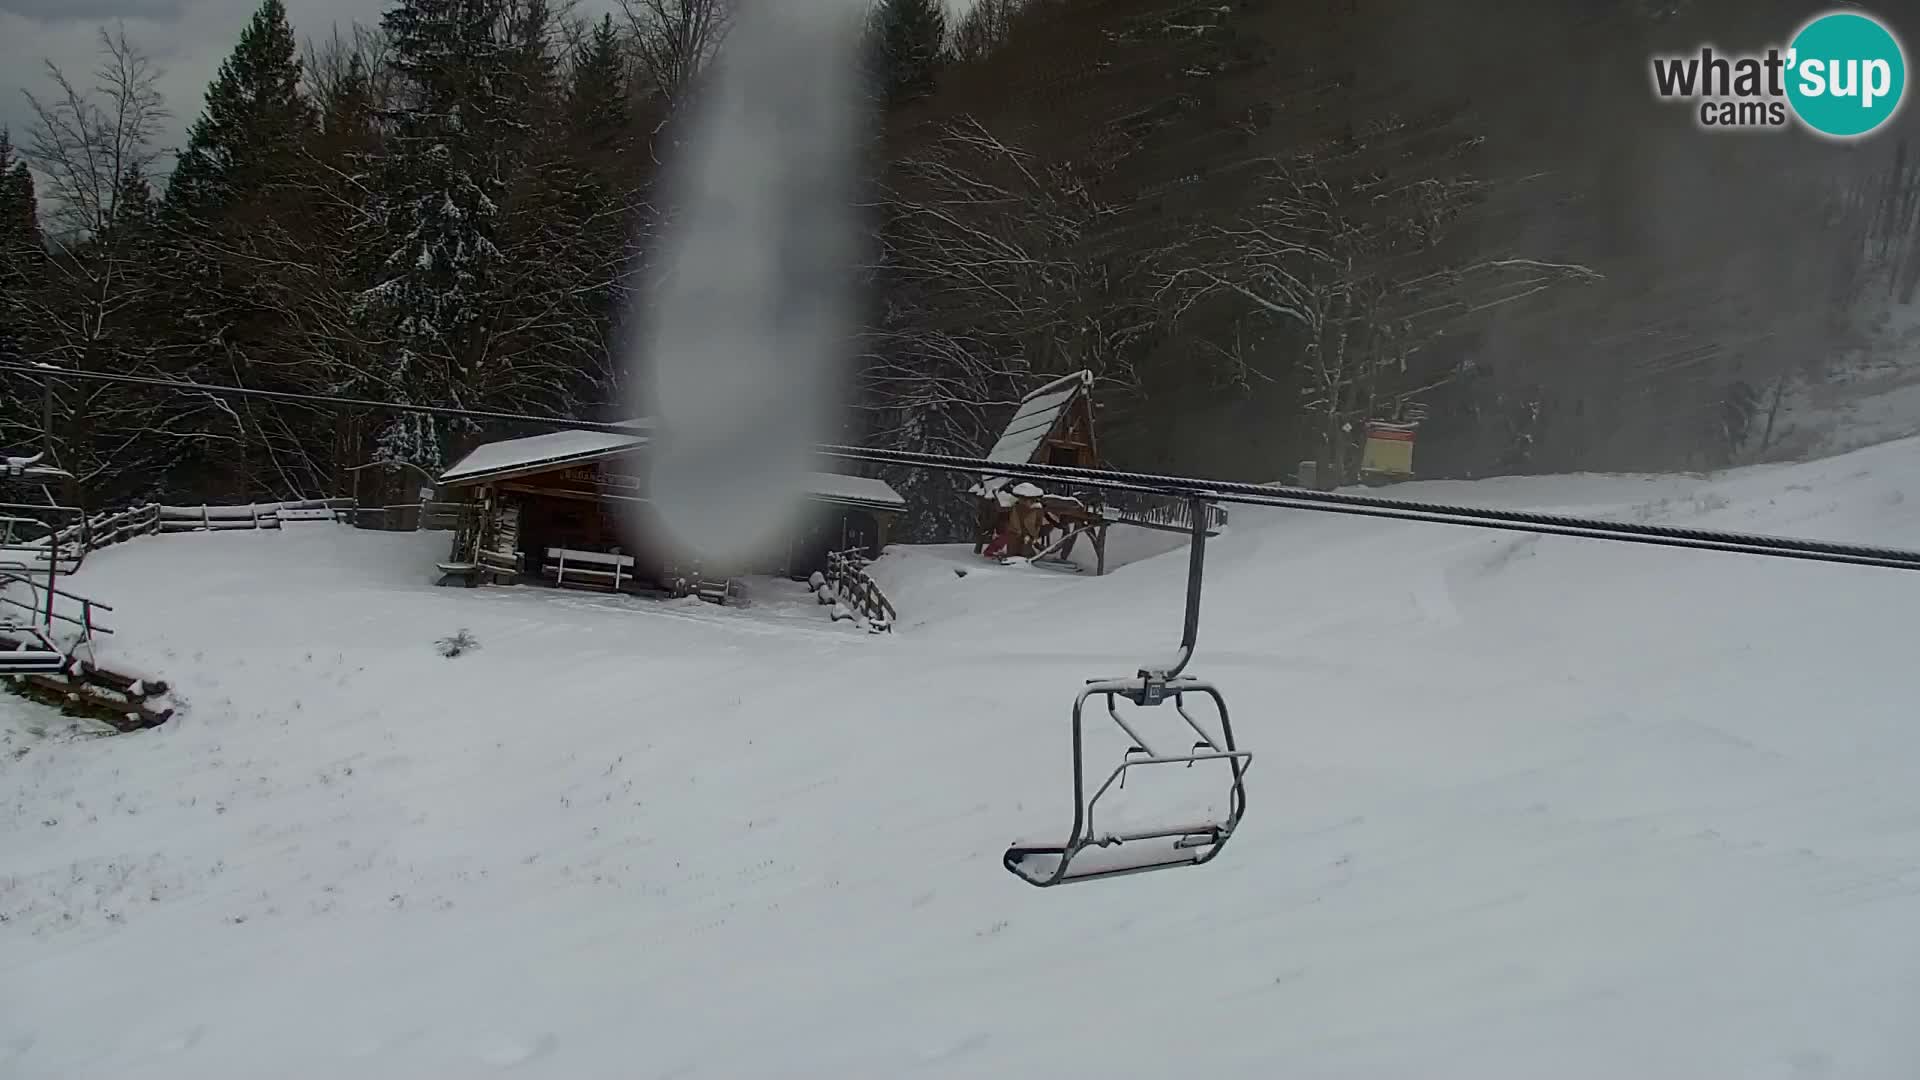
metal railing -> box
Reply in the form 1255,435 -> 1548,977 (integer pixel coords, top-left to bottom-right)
0,572 -> 113,639
1095,490 -> 1230,534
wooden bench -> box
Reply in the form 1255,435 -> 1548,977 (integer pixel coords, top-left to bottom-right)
542,547 -> 636,592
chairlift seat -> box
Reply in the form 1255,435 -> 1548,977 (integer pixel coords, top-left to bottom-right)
1000,493 -> 1249,890
0,626 -> 69,675
1006,829 -> 1222,886
0,648 -> 69,675
1003,676 -> 1249,888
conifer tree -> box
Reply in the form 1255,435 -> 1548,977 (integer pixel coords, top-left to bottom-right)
867,0 -> 946,105
0,131 -> 40,364
0,132 -> 38,256
361,0 -> 515,469
558,14 -> 640,402
161,0 -> 325,499
568,14 -> 628,151
296,46 -> 390,496
167,0 -> 316,221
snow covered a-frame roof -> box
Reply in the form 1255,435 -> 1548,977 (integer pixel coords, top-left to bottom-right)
980,370 -> 1094,494
803,471 -> 906,512
437,426 -> 652,486
436,425 -> 905,512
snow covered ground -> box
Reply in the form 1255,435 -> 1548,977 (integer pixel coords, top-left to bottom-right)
6,440 -> 1920,1078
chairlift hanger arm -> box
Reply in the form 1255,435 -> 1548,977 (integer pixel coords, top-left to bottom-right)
1141,494 -> 1210,685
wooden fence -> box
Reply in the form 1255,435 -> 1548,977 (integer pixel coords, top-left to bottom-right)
1,495 -> 472,735
7,497 -> 473,566
157,498 -> 356,533
812,548 -> 896,632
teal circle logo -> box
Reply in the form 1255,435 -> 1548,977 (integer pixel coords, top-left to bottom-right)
1786,12 -> 1907,138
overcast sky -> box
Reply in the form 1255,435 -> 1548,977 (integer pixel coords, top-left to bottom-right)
3,0 -> 394,163
1,0 -> 971,182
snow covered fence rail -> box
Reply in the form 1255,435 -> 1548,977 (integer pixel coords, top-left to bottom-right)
22,497 -> 470,556
813,549 -> 895,632
157,498 -> 353,533
12,498 -> 354,561
7,502 -> 156,560
345,501 -> 472,532
84,503 -> 161,549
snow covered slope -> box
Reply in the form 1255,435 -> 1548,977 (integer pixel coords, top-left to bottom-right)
5,441 -> 1920,1078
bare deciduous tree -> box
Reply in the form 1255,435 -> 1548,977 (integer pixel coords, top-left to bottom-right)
20,25 -> 170,243
858,115 -> 1161,536
617,0 -> 731,107
863,117 -> 1100,452
952,0 -> 1023,63
1160,156 -> 1599,483
2,27 -> 213,502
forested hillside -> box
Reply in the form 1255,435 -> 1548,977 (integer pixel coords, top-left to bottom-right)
3,0 -> 1918,539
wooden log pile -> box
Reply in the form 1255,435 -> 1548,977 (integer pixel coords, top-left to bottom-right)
0,637 -> 174,732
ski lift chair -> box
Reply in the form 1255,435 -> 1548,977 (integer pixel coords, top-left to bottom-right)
0,449 -> 82,674
1003,494 -> 1251,887
1,452 -> 81,574
0,622 -> 70,675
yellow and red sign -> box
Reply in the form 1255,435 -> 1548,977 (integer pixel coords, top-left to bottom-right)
1360,422 -> 1417,478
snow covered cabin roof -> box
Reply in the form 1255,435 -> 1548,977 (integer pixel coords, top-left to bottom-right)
437,426 -> 652,486
436,424 -> 905,513
980,370 -> 1095,494
801,471 -> 907,512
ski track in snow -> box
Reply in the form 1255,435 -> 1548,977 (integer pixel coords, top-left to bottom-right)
4,441 -> 1920,1076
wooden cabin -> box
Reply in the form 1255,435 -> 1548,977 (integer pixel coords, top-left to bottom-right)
433,423 -> 906,594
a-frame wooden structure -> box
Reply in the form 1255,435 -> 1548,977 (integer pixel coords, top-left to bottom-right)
979,370 -> 1099,494
973,371 -> 1111,573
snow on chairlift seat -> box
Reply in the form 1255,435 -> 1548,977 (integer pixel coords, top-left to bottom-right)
0,627 -> 69,675
0,648 -> 69,675
1005,829 -> 1220,886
